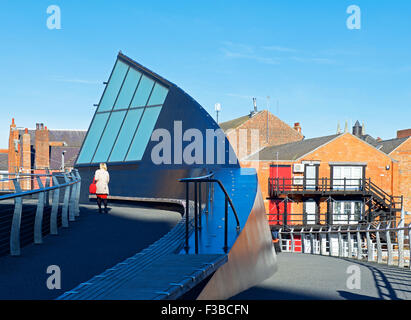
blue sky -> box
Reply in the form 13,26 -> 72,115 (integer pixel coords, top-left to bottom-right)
0,0 -> 410,148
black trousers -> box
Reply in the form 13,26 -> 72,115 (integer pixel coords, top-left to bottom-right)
96,197 -> 108,209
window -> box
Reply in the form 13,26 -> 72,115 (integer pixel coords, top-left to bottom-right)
113,68 -> 142,110
332,166 -> 363,190
125,106 -> 162,161
109,108 -> 144,162
131,75 -> 154,107
147,82 -> 168,106
92,110 -> 127,163
97,60 -> 129,112
76,58 -> 169,165
332,201 -> 363,224
76,113 -> 110,164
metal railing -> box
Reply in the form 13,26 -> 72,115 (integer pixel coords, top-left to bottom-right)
278,220 -> 411,269
0,170 -> 81,256
179,172 -> 240,254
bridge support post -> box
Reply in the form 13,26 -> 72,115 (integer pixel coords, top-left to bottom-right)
338,226 -> 343,258
74,170 -> 81,217
366,224 -> 374,262
408,224 -> 411,270
50,176 -> 60,235
398,218 -> 404,268
300,228 -> 305,253
386,222 -> 393,266
356,226 -> 362,260
45,170 -> 50,207
347,227 -> 353,258
34,177 -> 45,244
328,227 -> 333,256
10,180 -> 23,256
290,228 -> 295,253
376,223 -> 383,264
62,174 -> 70,228
278,228 -> 283,252
309,228 -> 314,254
69,172 -> 77,222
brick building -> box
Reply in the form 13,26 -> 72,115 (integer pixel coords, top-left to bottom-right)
0,119 -> 86,191
219,102 -> 303,160
242,122 -> 410,227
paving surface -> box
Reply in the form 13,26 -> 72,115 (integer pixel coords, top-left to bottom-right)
232,252 -> 411,300
0,204 -> 181,300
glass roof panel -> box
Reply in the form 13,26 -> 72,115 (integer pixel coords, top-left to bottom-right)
147,82 -> 168,106
113,68 -> 142,110
130,75 -> 154,108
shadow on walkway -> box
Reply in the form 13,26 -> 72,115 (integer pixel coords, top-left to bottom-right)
0,204 -> 181,300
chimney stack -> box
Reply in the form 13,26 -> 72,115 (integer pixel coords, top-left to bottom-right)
35,123 -> 50,169
294,122 -> 302,134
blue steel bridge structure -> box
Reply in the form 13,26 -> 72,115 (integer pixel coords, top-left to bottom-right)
0,52 -> 409,300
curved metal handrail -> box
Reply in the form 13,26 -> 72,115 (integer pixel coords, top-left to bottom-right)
179,174 -> 240,230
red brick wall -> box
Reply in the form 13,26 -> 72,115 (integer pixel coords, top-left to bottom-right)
389,138 -> 411,223
226,110 -> 303,159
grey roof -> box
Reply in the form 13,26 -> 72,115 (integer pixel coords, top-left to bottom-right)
50,146 -> 81,170
18,129 -> 86,147
374,137 -> 409,154
219,113 -> 260,131
247,134 -> 341,161
0,153 -> 8,171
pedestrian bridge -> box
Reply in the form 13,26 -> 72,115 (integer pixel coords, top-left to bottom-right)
0,170 -> 410,300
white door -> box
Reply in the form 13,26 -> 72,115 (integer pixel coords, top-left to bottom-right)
305,201 -> 316,225
305,165 -> 317,190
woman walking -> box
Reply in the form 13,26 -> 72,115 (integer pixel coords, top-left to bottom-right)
95,163 -> 110,213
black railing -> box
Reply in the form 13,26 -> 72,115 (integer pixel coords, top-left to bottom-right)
179,172 -> 240,254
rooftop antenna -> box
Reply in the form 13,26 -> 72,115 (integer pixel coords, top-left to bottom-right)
215,103 -> 221,124
266,96 -> 270,143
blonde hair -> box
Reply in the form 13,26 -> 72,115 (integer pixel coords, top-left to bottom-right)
100,163 -> 107,171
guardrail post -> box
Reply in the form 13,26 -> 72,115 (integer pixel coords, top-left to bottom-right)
309,228 -> 314,254
62,174 -> 70,228
366,224 -> 374,262
398,219 -> 404,268
328,227 -> 333,256
69,172 -> 77,222
290,228 -> 295,253
184,182 -> 189,253
347,226 -> 353,258
205,181 -> 209,214
198,182 -> 202,230
338,226 -> 343,258
45,170 -> 50,207
376,223 -> 382,264
356,225 -> 362,260
34,177 -> 45,244
74,170 -> 81,217
10,180 -> 23,256
386,222 -> 393,266
408,224 -> 411,270
194,182 -> 198,254
278,228 -> 283,252
300,228 -> 305,253
319,227 -> 327,255
50,176 -> 60,235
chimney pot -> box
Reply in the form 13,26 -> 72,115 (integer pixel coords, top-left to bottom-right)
24,128 -> 28,134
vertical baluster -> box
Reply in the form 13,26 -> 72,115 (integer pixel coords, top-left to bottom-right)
62,174 -> 70,228
347,226 -> 353,258
290,228 -> 295,252
357,225 -> 362,260
194,182 -> 198,254
366,224 -> 374,262
50,176 -> 60,235
74,170 -> 81,217
278,228 -> 283,252
10,180 -> 23,256
398,219 -> 404,268
69,172 -> 77,222
376,223 -> 382,264
198,182 -> 202,230
34,177 -> 45,244
185,182 -> 189,253
386,222 -> 393,265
